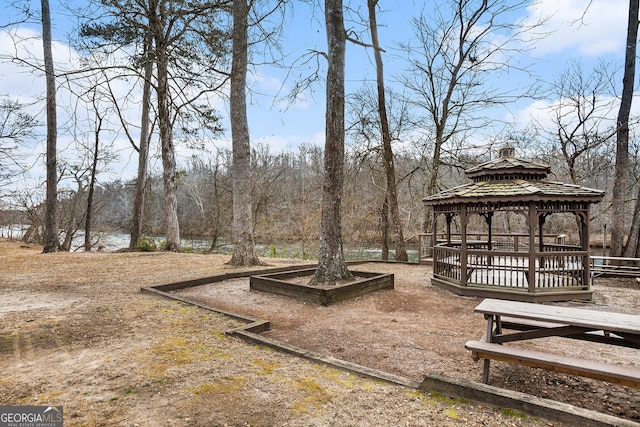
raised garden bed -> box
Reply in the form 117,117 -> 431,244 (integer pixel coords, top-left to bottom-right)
249,268 -> 394,305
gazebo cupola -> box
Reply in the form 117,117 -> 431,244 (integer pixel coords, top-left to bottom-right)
422,148 -> 604,302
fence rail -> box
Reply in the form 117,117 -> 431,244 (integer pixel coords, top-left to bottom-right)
419,233 -> 566,261
432,244 -> 588,292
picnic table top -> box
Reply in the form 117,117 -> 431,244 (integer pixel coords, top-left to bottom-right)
475,298 -> 640,336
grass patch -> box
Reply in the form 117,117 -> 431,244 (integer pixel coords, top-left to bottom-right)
315,365 -> 380,391
500,407 -> 538,421
428,391 -> 472,406
290,378 -> 333,415
252,359 -> 283,375
187,376 -> 247,396
445,407 -> 459,419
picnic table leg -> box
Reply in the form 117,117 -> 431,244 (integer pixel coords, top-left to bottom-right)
485,314 -> 494,341
481,314 -> 498,383
482,359 -> 490,383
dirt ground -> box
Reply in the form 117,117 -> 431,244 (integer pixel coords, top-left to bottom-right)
176,262 -> 640,422
0,239 -> 638,426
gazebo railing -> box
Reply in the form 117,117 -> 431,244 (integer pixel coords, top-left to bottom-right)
433,244 -> 589,292
419,232 -> 565,259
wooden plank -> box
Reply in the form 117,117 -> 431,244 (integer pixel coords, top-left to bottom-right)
499,318 -> 640,348
465,340 -> 640,388
492,325 -> 594,344
475,298 -> 640,336
500,316 -> 566,329
591,256 -> 640,263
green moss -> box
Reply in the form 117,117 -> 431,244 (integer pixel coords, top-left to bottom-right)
291,378 -> 333,415
428,391 -> 472,406
252,359 -> 283,375
445,407 -> 459,419
187,376 -> 247,396
500,407 -> 537,420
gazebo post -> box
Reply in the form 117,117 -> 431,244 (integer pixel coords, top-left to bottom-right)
581,209 -> 591,288
538,213 -> 546,268
528,202 -> 537,294
486,212 -> 493,251
483,211 -> 494,266
432,211 -> 438,256
460,207 -> 468,287
445,213 -> 453,244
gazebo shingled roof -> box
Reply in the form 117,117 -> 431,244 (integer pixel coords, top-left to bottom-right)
421,148 -> 604,302
424,179 -> 605,204
424,154 -> 604,205
465,156 -> 550,178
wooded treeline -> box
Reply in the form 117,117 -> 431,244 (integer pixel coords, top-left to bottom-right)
5,135 -> 621,254
5,141 -> 434,251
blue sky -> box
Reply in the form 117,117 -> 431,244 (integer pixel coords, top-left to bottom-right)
0,0 -> 635,192
244,0 -> 632,151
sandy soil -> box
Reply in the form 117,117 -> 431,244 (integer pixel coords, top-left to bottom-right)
0,238 -> 637,426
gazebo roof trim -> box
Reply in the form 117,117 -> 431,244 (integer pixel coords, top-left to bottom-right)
465,156 -> 551,179
422,179 -> 605,205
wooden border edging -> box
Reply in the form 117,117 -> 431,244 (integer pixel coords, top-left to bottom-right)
249,268 -> 394,305
141,263 -> 639,427
420,373 -> 640,427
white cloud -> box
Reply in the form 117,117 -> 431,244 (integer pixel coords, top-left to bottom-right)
522,0 -> 627,56
253,131 -> 324,153
510,92 -> 640,139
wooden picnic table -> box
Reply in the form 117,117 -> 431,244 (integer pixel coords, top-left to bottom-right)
590,255 -> 640,278
465,298 -> 640,388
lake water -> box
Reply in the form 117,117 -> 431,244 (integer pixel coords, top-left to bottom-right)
0,225 -> 419,262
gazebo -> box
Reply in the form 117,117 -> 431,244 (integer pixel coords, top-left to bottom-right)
422,147 -> 604,302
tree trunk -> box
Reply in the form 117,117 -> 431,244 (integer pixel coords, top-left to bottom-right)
84,109 -> 102,251
422,133 -> 443,234
380,197 -> 389,261
368,0 -> 407,261
130,35 -> 153,250
154,31 -> 181,252
61,178 -> 85,252
611,0 -> 638,257
228,0 -> 261,266
41,0 -> 60,253
311,0 -> 352,285
625,188 -> 640,257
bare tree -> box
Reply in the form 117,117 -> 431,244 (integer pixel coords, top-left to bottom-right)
624,136 -> 640,257
311,0 -> 352,285
366,0 -> 406,261
0,98 -> 37,193
398,0 -> 541,232
129,35 -> 154,249
58,165 -> 88,251
611,0 -> 639,257
542,60 -> 617,185
41,0 -> 60,253
80,0 -> 230,252
84,93 -> 104,251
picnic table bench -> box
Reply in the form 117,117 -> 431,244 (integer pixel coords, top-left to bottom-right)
590,256 -> 640,278
465,298 -> 640,388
